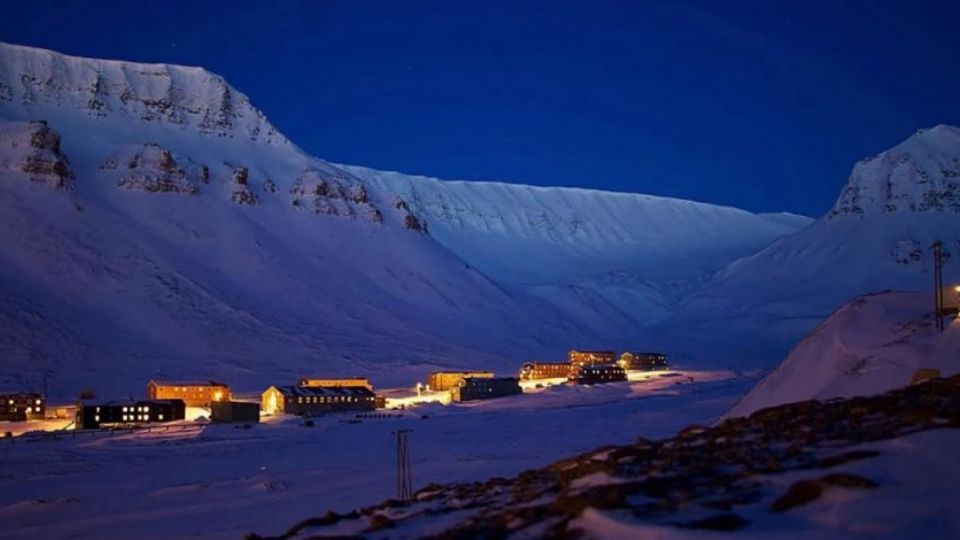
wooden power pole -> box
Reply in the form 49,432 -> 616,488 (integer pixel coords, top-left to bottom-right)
933,240 -> 944,331
396,429 -> 412,502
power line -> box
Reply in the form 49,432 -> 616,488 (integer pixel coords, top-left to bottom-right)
396,429 -> 412,502
933,240 -> 944,331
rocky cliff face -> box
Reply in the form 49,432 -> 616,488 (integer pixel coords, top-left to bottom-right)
828,125 -> 960,219
0,41 -> 287,145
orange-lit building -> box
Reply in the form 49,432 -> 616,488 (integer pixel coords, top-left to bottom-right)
0,391 -> 44,422
428,370 -> 494,391
567,350 -> 616,367
519,362 -> 573,380
146,380 -> 230,408
618,352 -> 668,371
298,376 -> 373,390
568,364 -> 627,385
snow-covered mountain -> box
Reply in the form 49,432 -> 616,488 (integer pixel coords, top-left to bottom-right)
725,291 -> 960,418
668,125 -> 960,347
0,42 -> 809,397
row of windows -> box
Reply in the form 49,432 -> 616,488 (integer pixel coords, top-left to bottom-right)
103,413 -> 165,422
6,399 -> 41,405
295,395 -> 371,404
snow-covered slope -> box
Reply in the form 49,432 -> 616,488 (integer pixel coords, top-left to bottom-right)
0,42 -> 809,396
668,125 -> 960,344
725,291 -> 960,418
346,165 -> 811,327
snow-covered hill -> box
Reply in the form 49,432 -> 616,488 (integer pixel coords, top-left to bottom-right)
668,125 -> 960,345
345,165 -> 809,328
725,291 -> 960,418
0,41 -> 810,397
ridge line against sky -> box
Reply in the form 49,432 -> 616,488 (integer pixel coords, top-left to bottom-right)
1,0 -> 958,217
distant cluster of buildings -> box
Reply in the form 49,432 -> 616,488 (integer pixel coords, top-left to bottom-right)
520,350 -> 668,385
2,348 -> 669,431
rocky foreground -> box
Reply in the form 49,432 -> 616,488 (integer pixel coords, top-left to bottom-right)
250,375 -> 960,539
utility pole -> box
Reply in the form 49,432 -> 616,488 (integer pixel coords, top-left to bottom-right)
933,240 -> 944,331
396,429 -> 413,502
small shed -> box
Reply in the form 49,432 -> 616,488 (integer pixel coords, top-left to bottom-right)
210,401 -> 260,423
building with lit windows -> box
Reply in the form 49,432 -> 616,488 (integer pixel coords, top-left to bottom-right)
261,385 -> 376,416
427,370 -> 494,391
568,364 -> 627,385
519,362 -> 573,380
0,391 -> 44,422
297,376 -> 373,390
75,399 -> 186,429
146,380 -> 230,407
618,352 -> 668,371
567,350 -> 617,367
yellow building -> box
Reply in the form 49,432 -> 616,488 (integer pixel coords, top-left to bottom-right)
298,376 -> 372,390
427,370 -> 494,391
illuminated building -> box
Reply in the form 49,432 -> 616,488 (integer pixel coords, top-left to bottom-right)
146,380 -> 231,408
261,385 -> 376,415
298,376 -> 373,390
568,364 -> 627,385
567,350 -> 616,367
427,371 -> 494,391
76,399 -> 185,429
0,392 -> 44,422
519,362 -> 573,380
618,352 -> 668,371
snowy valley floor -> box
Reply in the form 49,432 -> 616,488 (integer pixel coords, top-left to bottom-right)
0,370 -> 741,539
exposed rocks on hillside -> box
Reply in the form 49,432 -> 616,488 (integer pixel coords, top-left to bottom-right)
289,167 -> 382,223
230,166 -> 259,205
115,143 -> 199,194
827,126 -> 960,218
252,376 -> 960,539
393,197 -> 427,233
0,120 -> 73,189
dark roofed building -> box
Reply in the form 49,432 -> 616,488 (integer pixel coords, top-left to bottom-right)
451,377 -> 522,402
261,385 -> 376,416
569,364 -> 627,385
76,399 -> 186,429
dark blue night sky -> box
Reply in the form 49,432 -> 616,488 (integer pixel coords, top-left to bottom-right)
2,1 -> 958,216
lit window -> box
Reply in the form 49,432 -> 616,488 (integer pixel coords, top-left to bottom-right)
35,399 -> 41,405
96,406 -> 100,412
94,415 -> 100,422
122,406 -> 128,412
159,414 -> 164,420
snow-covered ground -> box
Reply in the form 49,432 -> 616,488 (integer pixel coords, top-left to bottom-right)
725,291 -> 960,418
0,370 -> 743,540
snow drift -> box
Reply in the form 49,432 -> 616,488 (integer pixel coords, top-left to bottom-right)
725,291 -> 960,418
